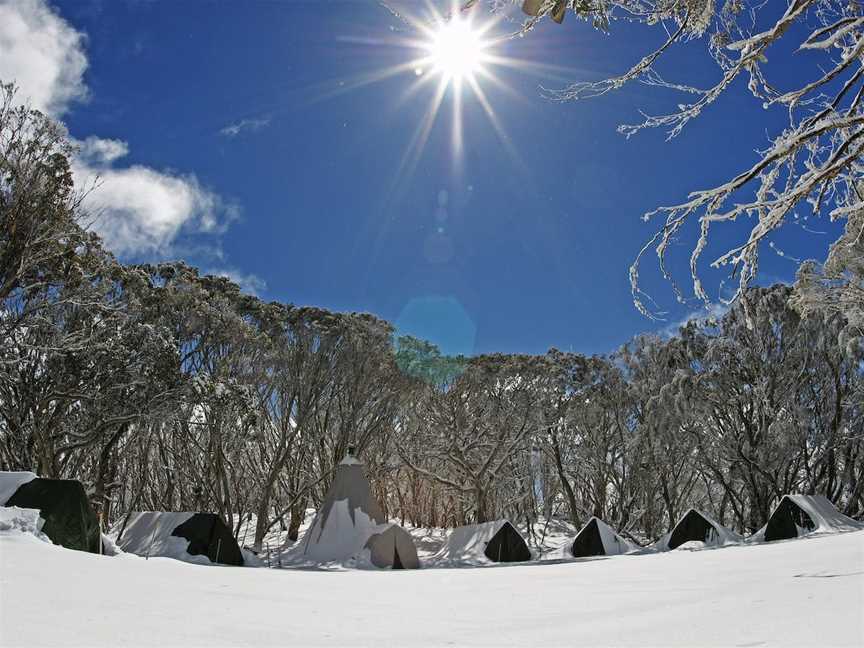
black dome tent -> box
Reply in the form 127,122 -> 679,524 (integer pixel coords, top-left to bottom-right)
5,478 -> 101,553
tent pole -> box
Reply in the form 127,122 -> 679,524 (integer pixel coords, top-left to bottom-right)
146,526 -> 157,560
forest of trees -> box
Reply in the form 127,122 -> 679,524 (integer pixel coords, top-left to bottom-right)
2,81 -> 863,551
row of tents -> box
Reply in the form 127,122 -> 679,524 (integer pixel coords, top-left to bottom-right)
2,454 -> 862,568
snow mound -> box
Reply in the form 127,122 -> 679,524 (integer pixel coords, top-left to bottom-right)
0,506 -> 50,543
0,471 -> 37,505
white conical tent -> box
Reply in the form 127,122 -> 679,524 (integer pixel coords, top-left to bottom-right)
298,453 -> 418,568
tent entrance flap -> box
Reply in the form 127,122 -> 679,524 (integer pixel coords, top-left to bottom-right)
765,498 -> 816,541
668,510 -> 716,550
571,518 -> 605,557
171,513 -> 244,565
484,522 -> 531,563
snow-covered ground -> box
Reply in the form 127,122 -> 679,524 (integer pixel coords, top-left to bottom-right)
2,525 -> 862,647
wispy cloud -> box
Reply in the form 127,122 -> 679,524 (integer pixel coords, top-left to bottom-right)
219,117 -> 271,138
205,268 -> 267,296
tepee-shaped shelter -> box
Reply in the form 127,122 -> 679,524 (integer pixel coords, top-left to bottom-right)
758,495 -> 862,542
432,520 -> 532,564
299,449 -> 418,568
570,517 -> 636,558
655,509 -> 741,551
118,512 -> 244,566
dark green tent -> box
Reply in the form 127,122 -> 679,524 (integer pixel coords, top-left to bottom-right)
6,478 -> 100,553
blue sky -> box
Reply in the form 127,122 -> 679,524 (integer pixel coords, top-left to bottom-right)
1,0 -> 841,356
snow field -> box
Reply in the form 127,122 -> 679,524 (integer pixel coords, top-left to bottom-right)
1,527 -> 862,647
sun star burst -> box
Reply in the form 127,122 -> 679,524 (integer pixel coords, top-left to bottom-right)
426,17 -> 488,82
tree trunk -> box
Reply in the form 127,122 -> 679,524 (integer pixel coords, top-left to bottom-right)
550,431 -> 580,528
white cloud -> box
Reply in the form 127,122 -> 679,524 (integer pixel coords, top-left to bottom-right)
219,117 -> 270,138
205,268 -> 267,296
0,0 -> 88,116
75,135 -> 129,165
1,0 -> 243,260
72,144 -> 238,257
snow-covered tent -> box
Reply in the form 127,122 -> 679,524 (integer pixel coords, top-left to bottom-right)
1,473 -> 101,554
759,495 -> 863,542
118,512 -> 244,566
298,451 -> 419,568
654,509 -> 741,551
570,517 -> 636,558
0,471 -> 37,505
364,524 -> 420,569
432,520 -> 532,564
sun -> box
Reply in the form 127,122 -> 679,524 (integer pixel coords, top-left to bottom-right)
324,2 -> 542,186
426,18 -> 487,82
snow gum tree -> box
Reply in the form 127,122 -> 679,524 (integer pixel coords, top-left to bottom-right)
461,1 -> 864,320
2,77 -> 862,546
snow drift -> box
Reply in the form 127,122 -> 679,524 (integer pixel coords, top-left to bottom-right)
0,505 -> 50,543
3,523 -> 862,647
